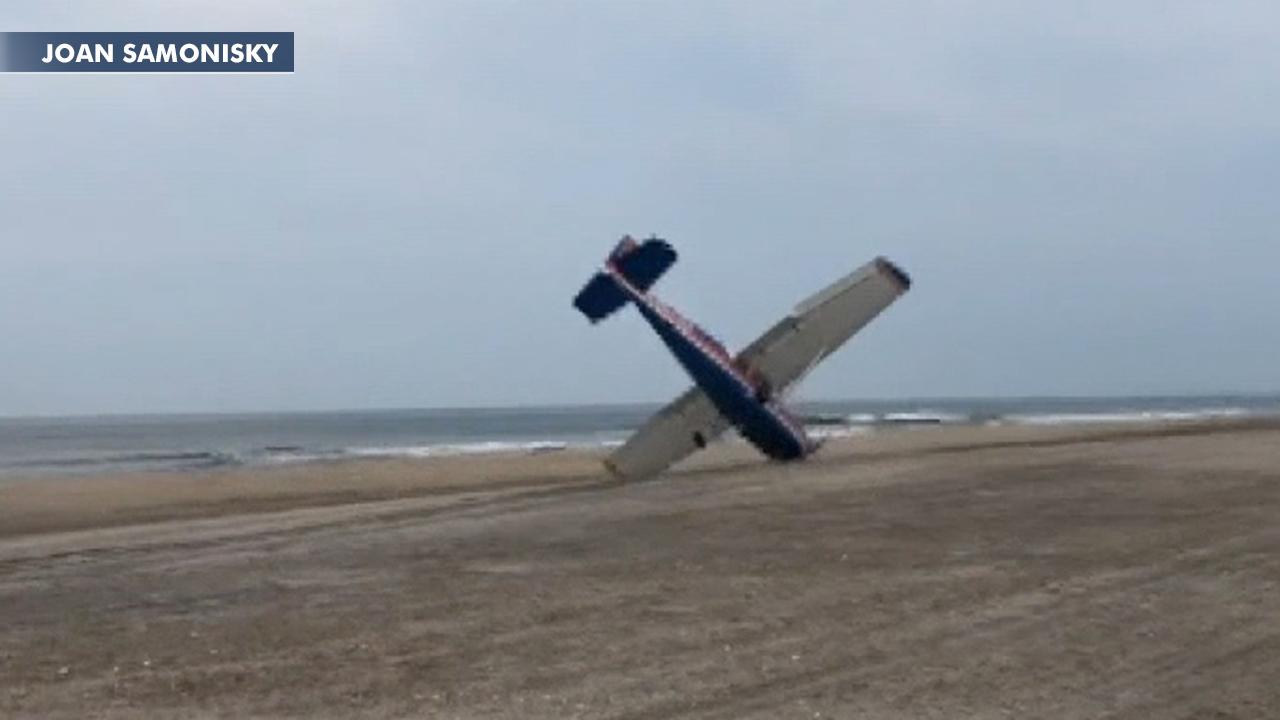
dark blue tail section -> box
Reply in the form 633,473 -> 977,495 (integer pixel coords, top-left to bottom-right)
573,236 -> 677,323
614,238 -> 676,292
574,273 -> 627,322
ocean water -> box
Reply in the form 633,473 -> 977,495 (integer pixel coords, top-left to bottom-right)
1,395 -> 1277,479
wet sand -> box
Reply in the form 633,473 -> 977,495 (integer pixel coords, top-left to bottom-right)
3,420 -> 1280,718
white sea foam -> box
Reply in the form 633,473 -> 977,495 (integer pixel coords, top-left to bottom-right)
806,425 -> 872,440
342,440 -> 572,459
1003,408 -> 1251,426
254,435 -> 633,466
218,405 -> 1278,470
10,400 -> 1273,480
880,411 -> 968,424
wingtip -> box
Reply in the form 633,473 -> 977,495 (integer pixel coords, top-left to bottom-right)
875,257 -> 912,291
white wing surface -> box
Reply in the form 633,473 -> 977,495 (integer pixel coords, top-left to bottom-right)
736,257 -> 910,395
604,386 -> 730,479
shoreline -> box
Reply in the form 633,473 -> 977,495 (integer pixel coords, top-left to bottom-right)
3,417 -> 1276,541
5,396 -> 1276,481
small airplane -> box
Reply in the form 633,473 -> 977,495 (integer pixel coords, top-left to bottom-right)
573,236 -> 911,479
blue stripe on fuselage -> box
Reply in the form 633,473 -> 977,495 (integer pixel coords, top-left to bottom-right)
631,300 -> 808,461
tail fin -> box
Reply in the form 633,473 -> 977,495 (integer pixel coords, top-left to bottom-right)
610,237 -> 676,292
573,272 -> 627,322
573,236 -> 677,323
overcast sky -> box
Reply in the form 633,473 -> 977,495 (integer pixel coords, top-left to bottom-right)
2,1 -> 1278,415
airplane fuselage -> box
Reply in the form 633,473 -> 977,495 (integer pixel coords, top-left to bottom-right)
606,264 -> 814,461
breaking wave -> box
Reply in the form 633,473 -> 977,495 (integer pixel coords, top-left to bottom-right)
999,408 -> 1251,426
4,398 -> 1275,479
256,438 -> 628,466
802,406 -> 1266,429
342,440 -> 573,459
1,450 -> 241,474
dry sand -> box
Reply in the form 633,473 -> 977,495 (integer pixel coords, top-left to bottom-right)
2,420 -> 1279,718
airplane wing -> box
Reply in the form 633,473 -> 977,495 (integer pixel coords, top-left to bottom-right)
736,257 -> 910,395
604,257 -> 910,480
604,386 -> 731,479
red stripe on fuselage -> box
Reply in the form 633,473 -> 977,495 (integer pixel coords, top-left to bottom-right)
605,264 -> 812,452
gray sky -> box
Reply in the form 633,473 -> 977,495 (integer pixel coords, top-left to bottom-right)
2,1 -> 1278,415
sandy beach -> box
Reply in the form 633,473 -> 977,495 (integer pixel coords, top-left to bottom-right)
3,419 -> 1280,718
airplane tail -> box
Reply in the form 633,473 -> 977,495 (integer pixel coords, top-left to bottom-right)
573,236 -> 677,323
